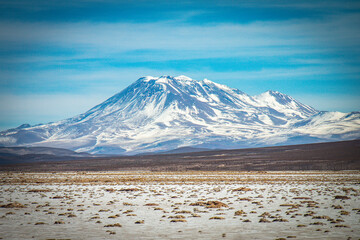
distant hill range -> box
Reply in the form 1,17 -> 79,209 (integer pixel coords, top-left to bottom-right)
0,75 -> 359,155
0,146 -> 92,165
1,140 -> 359,171
139,146 -> 213,155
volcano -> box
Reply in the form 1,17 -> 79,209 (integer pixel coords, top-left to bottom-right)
1,75 -> 359,154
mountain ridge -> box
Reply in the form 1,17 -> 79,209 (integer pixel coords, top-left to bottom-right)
0,75 -> 359,154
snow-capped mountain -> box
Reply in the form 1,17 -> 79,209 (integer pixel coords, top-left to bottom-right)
0,75 -> 359,154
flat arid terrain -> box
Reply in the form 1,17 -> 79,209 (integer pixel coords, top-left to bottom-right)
1,140 -> 359,171
1,171 -> 359,239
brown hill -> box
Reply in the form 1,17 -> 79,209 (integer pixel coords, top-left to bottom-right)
1,140 -> 359,171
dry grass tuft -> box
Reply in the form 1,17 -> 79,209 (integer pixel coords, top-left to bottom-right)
209,216 -> 225,220
334,195 -> 350,200
232,187 -> 252,192
104,223 -> 122,227
170,219 -> 187,222
190,201 -> 228,208
0,202 -> 26,208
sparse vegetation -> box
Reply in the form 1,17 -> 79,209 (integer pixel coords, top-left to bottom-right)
0,171 -> 358,239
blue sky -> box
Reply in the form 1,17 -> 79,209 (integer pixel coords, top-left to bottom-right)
0,0 -> 360,130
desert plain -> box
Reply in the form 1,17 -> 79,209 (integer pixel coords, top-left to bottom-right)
0,171 -> 359,240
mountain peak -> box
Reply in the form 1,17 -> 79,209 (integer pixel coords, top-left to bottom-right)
258,90 -> 295,100
1,75 -> 356,155
137,76 -> 157,82
266,90 -> 280,95
254,90 -> 318,118
138,75 -> 195,84
174,75 -> 193,81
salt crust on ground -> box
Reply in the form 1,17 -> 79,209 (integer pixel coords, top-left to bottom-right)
0,171 -> 359,240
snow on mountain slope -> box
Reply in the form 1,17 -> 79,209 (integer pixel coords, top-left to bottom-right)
293,111 -> 360,138
0,75 -> 359,154
254,90 -> 318,120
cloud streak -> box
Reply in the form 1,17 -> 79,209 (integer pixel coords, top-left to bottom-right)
1,13 -> 359,52
0,0 -> 359,129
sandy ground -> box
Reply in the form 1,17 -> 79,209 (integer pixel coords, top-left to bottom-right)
0,171 -> 359,240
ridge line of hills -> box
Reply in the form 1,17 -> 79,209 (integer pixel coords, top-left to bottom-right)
1,139 -> 359,171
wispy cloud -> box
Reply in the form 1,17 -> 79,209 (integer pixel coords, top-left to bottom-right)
0,0 -> 359,129
1,13 -> 359,51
